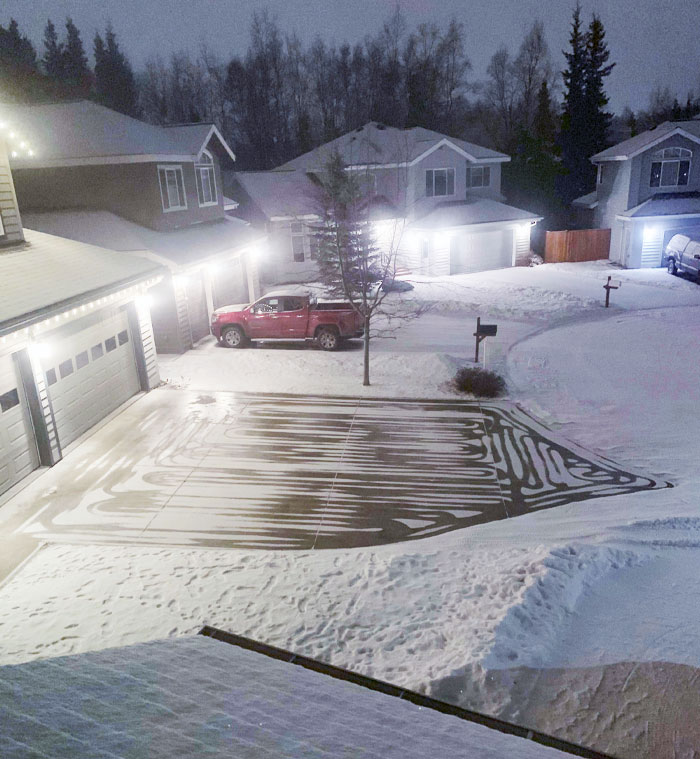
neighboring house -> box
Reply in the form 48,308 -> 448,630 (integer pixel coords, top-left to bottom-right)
573,116 -> 700,268
229,122 -> 540,287
5,101 -> 262,353
0,135 -> 163,499
0,629 -> 587,758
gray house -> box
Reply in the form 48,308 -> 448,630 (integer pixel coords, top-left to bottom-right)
574,117 -> 700,268
230,122 -> 540,287
0,135 -> 163,499
6,101 -> 262,353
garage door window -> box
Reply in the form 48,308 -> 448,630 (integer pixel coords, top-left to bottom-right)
426,168 -> 455,197
118,330 -> 129,346
0,388 -> 19,412
46,368 -> 57,386
59,359 -> 74,379
91,344 -> 104,360
105,337 -> 117,353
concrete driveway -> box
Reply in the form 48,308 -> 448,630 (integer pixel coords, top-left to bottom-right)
8,388 -> 666,551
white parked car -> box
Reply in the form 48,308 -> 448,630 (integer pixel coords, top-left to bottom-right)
665,234 -> 700,281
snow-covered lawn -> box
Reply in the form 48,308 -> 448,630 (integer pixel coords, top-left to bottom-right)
2,261 -> 700,757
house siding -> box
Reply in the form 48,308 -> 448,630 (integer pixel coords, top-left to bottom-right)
631,134 -> 700,208
12,158 -> 225,232
0,148 -> 24,244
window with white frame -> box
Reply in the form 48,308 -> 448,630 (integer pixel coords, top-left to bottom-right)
466,166 -> 491,188
425,168 -> 455,197
597,164 -> 605,184
291,221 -> 306,262
650,146 -> 691,188
158,165 -> 187,212
195,150 -> 217,206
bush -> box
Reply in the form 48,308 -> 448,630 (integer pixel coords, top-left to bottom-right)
453,366 -> 506,398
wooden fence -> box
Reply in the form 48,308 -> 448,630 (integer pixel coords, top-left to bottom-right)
545,228 -> 611,263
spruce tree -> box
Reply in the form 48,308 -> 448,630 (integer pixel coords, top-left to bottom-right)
0,19 -> 37,69
94,24 -> 139,116
62,17 -> 91,92
559,3 -> 589,203
42,18 -> 63,78
584,13 -> 615,157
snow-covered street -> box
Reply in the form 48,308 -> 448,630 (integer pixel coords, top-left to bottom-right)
2,261 -> 700,757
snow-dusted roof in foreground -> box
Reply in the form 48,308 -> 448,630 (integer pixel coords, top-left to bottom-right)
233,169 -> 321,221
412,198 -> 541,229
0,228 -> 162,332
280,122 -> 509,170
22,210 -> 261,269
0,633 -> 579,758
3,101 -> 235,168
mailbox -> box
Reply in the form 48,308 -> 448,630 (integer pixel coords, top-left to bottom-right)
473,317 -> 498,362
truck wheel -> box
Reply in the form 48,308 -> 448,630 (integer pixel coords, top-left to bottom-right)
222,326 -> 247,348
667,258 -> 677,275
316,327 -> 340,351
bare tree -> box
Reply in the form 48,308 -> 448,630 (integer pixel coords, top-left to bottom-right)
310,152 -> 427,387
512,20 -> 553,130
483,46 -> 517,150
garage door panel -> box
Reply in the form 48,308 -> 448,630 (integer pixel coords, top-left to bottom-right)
0,353 -> 38,495
451,229 -> 514,274
42,309 -> 141,449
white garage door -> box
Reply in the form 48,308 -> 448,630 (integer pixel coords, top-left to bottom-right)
450,229 -> 514,274
0,352 -> 38,495
42,308 -> 141,449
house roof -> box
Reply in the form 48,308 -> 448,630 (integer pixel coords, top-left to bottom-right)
0,632 -> 586,759
572,191 -> 599,209
232,169 -> 321,222
412,198 -> 541,229
0,228 -> 163,334
592,120 -> 700,162
22,210 -> 261,270
279,122 -> 510,171
1,101 -> 236,168
617,191 -> 700,219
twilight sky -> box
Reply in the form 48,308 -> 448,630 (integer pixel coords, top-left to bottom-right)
4,0 -> 700,114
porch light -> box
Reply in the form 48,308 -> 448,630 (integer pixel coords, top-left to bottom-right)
172,274 -> 189,289
29,342 -> 51,359
643,225 -> 661,243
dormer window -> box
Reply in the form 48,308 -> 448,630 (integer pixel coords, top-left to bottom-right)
195,150 -> 218,207
426,168 -> 455,197
650,147 -> 691,188
467,166 -> 491,188
158,165 -> 187,212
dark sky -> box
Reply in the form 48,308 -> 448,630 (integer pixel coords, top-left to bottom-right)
5,0 -> 700,113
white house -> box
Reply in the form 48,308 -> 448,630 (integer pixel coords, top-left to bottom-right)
230,122 -> 540,287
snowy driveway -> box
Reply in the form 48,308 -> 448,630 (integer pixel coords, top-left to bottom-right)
13,388 -> 665,550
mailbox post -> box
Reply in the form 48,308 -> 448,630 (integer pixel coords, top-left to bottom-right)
603,276 -> 621,308
473,317 -> 497,363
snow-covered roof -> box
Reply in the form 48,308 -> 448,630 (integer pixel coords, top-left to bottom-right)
0,228 -> 162,333
0,633 -> 579,758
232,170 -> 321,221
22,210 -> 261,270
592,121 -> 700,162
280,122 -> 509,170
2,101 -> 235,168
617,191 -> 700,219
412,199 -> 541,229
572,191 -> 599,209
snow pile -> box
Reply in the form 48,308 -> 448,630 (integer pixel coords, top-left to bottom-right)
0,541 -> 554,682
484,544 -> 651,670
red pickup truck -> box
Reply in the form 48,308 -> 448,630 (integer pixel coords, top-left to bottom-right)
211,293 -> 364,350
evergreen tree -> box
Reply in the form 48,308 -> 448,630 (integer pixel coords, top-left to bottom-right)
559,3 -> 589,203
62,17 -> 91,92
42,18 -> 63,78
0,18 -> 37,69
94,24 -> 139,116
584,13 -> 615,157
